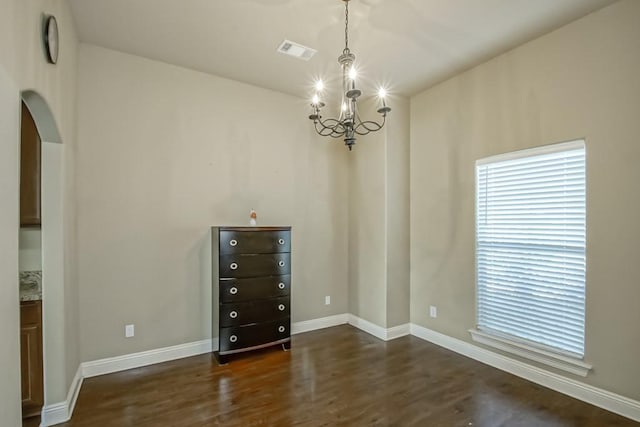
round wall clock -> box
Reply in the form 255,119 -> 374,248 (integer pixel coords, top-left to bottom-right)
43,15 -> 59,64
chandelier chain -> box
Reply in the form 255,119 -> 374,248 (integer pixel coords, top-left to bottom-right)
344,1 -> 349,51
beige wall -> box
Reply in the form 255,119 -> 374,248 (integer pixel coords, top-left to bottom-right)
385,98 -> 410,328
348,104 -> 387,326
0,0 -> 79,421
410,0 -> 640,400
75,44 -> 349,361
348,97 -> 410,328
0,64 -> 22,427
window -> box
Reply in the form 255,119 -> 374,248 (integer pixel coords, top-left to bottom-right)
474,140 -> 586,360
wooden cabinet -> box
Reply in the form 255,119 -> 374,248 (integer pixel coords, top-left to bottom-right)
212,226 -> 291,364
20,102 -> 41,227
20,300 -> 44,418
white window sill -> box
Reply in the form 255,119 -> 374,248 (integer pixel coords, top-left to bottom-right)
468,329 -> 592,377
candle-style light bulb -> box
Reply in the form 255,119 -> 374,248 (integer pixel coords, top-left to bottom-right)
348,67 -> 357,81
315,80 -> 324,92
376,87 -> 391,115
312,94 -> 320,105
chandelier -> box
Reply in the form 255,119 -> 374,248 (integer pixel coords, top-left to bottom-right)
308,0 -> 391,151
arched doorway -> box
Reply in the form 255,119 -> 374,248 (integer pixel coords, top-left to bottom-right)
19,99 -> 45,421
21,90 -> 65,426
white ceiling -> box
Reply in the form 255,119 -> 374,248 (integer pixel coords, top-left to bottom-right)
68,0 -> 617,100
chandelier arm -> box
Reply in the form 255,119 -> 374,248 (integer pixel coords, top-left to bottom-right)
316,117 -> 346,133
314,118 -> 348,138
353,117 -> 386,135
315,123 -> 342,138
314,124 -> 335,137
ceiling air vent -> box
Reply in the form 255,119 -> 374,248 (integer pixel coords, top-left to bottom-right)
277,40 -> 317,61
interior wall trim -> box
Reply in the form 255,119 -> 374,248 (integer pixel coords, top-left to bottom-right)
291,313 -> 349,335
468,328 -> 592,377
81,339 -> 214,378
51,314 -> 351,422
77,314 -> 405,383
80,314 -> 352,382
348,314 -> 410,341
386,323 -> 411,340
410,323 -> 640,423
44,317 -> 637,425
348,314 -> 387,340
40,365 -> 83,427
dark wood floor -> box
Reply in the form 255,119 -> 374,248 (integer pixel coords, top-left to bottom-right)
22,415 -> 40,427
59,325 -> 637,426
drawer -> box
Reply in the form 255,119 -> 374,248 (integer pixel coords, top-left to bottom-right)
220,296 -> 290,327
220,275 -> 290,303
219,253 -> 290,278
219,317 -> 290,354
219,229 -> 290,255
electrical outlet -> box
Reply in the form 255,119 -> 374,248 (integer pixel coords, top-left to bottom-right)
125,324 -> 135,338
429,306 -> 437,318
325,295 -> 331,305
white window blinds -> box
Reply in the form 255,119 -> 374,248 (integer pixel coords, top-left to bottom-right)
475,140 -> 586,357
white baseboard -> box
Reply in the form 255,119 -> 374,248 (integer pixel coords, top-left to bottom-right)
410,323 -> 640,422
387,323 -> 411,340
41,402 -> 67,427
66,366 -> 83,422
47,318 -> 639,425
82,316 -> 353,380
41,365 -> 83,427
348,314 -> 387,340
348,314 -> 410,341
80,315 -> 353,380
292,313 -> 348,335
82,339 -> 213,378
40,316 -> 387,426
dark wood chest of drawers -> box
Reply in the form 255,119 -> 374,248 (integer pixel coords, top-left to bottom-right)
212,226 -> 291,363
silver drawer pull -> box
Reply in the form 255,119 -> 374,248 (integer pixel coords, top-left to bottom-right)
229,311 -> 238,318
278,261 -> 285,267
230,287 -> 238,295
229,239 -> 238,246
278,304 -> 285,311
278,238 -> 285,245
230,262 -> 238,270
278,326 -> 285,333
229,335 -> 238,343
278,282 -> 285,290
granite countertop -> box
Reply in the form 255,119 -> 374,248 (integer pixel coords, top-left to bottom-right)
20,271 -> 42,302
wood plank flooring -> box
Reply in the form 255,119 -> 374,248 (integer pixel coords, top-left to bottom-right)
22,415 -> 40,427
59,325 -> 637,426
